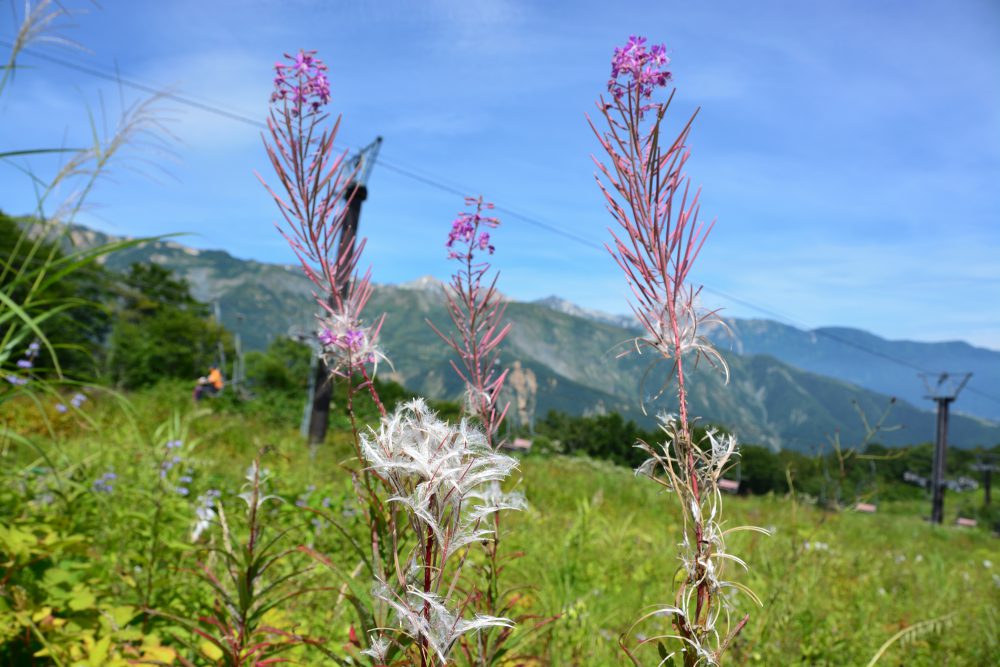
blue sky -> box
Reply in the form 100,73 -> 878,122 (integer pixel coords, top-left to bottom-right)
2,0 -> 999,349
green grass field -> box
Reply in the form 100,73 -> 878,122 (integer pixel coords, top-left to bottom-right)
2,385 -> 998,666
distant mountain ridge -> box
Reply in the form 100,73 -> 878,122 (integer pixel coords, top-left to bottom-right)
531,295 -> 640,330
67,225 -> 1000,450
527,291 -> 1000,425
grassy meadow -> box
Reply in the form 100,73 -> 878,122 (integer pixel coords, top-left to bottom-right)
3,383 -> 997,666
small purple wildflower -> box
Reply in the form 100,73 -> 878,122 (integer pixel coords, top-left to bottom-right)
55,403 -> 67,413
10,341 -> 41,378
92,469 -> 117,494
160,454 -> 183,479
176,486 -> 190,496
70,393 -> 86,408
296,484 -> 318,508
166,439 -> 183,450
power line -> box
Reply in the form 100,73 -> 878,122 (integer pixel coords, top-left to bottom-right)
8,43 -> 1000,408
7,43 -> 610,252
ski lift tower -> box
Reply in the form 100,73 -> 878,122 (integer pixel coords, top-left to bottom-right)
970,456 -> 998,507
920,372 -> 972,524
306,136 -> 383,445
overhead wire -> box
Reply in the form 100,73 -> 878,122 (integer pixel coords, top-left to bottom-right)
6,42 -> 1000,408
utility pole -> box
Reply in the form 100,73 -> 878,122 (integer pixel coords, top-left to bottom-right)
232,312 -> 245,394
920,372 -> 972,524
214,300 -> 227,376
306,136 -> 382,445
970,457 -> 998,507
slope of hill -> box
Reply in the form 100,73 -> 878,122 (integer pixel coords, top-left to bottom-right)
69,227 -> 1000,450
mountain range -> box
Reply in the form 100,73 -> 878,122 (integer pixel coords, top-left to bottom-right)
65,225 -> 1000,451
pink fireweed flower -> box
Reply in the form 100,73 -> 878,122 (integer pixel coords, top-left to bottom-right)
608,34 -> 672,112
293,50 -> 313,75
317,312 -> 387,375
343,328 -> 365,350
445,196 -> 500,261
270,49 -> 331,116
477,232 -> 494,254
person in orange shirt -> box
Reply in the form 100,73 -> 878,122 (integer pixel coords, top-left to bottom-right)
194,366 -> 224,402
207,366 -> 224,392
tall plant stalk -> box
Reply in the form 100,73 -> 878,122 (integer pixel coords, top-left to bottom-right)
590,36 -> 766,666
428,197 -> 538,665
258,49 -> 393,660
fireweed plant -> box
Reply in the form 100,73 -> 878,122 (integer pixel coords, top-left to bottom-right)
590,37 -> 767,666
260,51 -> 521,665
258,48 -> 393,658
429,199 -> 538,665
432,196 -> 510,442
257,49 -> 387,398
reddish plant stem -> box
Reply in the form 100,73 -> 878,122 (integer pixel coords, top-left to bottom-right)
421,508 -> 437,667
358,364 -> 386,418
